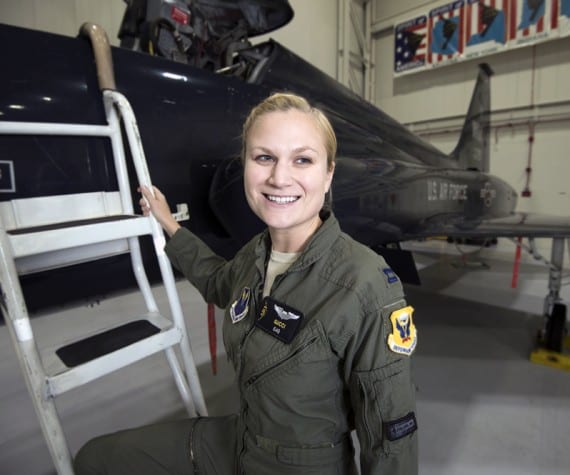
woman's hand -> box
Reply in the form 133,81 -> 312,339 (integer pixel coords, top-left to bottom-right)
139,185 -> 181,237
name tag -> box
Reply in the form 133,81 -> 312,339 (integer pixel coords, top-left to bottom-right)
255,297 -> 304,344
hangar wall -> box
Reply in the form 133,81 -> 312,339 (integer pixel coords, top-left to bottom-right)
0,0 -> 126,44
371,0 -> 570,261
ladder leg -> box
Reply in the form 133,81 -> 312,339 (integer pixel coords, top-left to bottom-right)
0,232 -> 74,475
157,253 -> 208,416
178,332 -> 209,416
164,347 -> 197,416
127,230 -> 208,416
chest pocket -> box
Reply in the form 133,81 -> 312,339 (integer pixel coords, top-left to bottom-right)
243,319 -> 334,391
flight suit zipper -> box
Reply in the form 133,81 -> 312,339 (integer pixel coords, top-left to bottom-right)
188,418 -> 201,473
244,336 -> 318,388
359,380 -> 373,450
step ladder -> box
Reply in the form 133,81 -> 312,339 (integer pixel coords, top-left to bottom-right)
0,23 -> 207,475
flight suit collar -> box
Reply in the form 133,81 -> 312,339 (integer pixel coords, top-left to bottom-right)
253,211 -> 341,275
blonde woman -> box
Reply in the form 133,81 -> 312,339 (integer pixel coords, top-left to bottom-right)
75,92 -> 418,475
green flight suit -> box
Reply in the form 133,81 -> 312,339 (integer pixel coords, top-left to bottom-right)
166,212 -> 418,474
73,212 -> 418,475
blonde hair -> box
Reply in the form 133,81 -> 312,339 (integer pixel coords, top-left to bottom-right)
241,92 -> 337,170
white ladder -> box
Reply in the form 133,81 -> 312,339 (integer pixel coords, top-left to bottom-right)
0,23 -> 207,475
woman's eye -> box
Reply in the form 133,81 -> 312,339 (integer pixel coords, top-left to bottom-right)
295,157 -> 313,165
254,155 -> 273,163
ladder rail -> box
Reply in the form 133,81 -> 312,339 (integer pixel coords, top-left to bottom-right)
97,32 -> 207,415
104,91 -> 162,314
0,230 -> 74,475
107,88 -> 207,415
0,121 -> 113,137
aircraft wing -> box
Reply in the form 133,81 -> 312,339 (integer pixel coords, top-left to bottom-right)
415,212 -> 570,239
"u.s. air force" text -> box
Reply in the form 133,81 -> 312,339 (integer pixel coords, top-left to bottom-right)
427,180 -> 468,201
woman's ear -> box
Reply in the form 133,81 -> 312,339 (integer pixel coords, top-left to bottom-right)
325,161 -> 335,193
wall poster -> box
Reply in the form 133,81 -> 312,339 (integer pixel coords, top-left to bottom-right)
394,0 -> 570,76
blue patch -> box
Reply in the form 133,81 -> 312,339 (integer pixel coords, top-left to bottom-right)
383,268 -> 398,284
230,287 -> 250,324
384,412 -> 417,441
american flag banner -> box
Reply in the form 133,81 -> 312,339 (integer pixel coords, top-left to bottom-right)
428,1 -> 466,65
464,0 -> 510,58
560,0 -> 570,37
508,0 -> 559,45
392,0 -> 567,75
394,15 -> 428,74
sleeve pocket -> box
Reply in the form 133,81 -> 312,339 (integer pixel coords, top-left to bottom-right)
351,358 -> 416,456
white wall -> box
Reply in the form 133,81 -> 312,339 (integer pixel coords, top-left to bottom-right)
0,0 -> 126,45
255,0 -> 339,79
371,0 -> 570,262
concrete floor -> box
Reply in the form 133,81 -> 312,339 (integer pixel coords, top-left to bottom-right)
1,243 -> 569,475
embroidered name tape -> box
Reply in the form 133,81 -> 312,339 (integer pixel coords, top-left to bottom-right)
384,412 -> 417,441
255,297 -> 303,344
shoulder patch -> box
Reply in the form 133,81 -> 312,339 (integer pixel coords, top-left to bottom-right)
382,267 -> 399,284
230,287 -> 250,324
387,306 -> 417,355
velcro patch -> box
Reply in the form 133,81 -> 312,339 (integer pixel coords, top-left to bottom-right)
384,412 -> 417,441
382,267 -> 399,284
255,297 -> 304,344
230,287 -> 251,324
387,306 -> 417,355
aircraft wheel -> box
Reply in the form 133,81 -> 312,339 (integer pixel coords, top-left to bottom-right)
545,303 -> 567,353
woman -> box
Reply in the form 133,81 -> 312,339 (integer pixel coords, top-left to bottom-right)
74,92 -> 418,474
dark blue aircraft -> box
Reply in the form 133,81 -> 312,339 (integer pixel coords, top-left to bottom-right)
0,0 -> 568,349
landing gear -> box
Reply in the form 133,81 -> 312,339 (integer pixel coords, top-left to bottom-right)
530,238 -> 569,370
544,303 -> 567,353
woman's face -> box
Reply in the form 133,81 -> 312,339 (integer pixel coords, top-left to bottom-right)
243,109 -> 334,250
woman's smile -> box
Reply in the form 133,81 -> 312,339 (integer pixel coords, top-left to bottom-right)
264,194 -> 301,204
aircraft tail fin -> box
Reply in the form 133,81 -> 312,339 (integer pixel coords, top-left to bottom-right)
451,63 -> 493,172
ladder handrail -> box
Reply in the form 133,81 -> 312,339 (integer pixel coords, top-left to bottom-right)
79,22 -> 207,416
79,23 -> 116,91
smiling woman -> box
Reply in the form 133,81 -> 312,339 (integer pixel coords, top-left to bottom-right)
74,92 -> 418,475
243,94 -> 335,253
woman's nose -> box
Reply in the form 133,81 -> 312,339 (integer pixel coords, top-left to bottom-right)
268,160 -> 292,187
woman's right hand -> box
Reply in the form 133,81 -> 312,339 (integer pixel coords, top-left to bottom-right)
139,185 -> 181,237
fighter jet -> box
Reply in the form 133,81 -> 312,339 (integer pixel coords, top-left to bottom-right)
0,0 -> 568,351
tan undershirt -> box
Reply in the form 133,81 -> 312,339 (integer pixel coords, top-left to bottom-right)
262,249 -> 300,297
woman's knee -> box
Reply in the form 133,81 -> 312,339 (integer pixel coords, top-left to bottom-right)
74,435 -> 113,475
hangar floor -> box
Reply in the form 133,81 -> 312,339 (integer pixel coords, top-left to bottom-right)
1,243 -> 569,475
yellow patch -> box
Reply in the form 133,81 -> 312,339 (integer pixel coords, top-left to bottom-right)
387,306 -> 417,355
